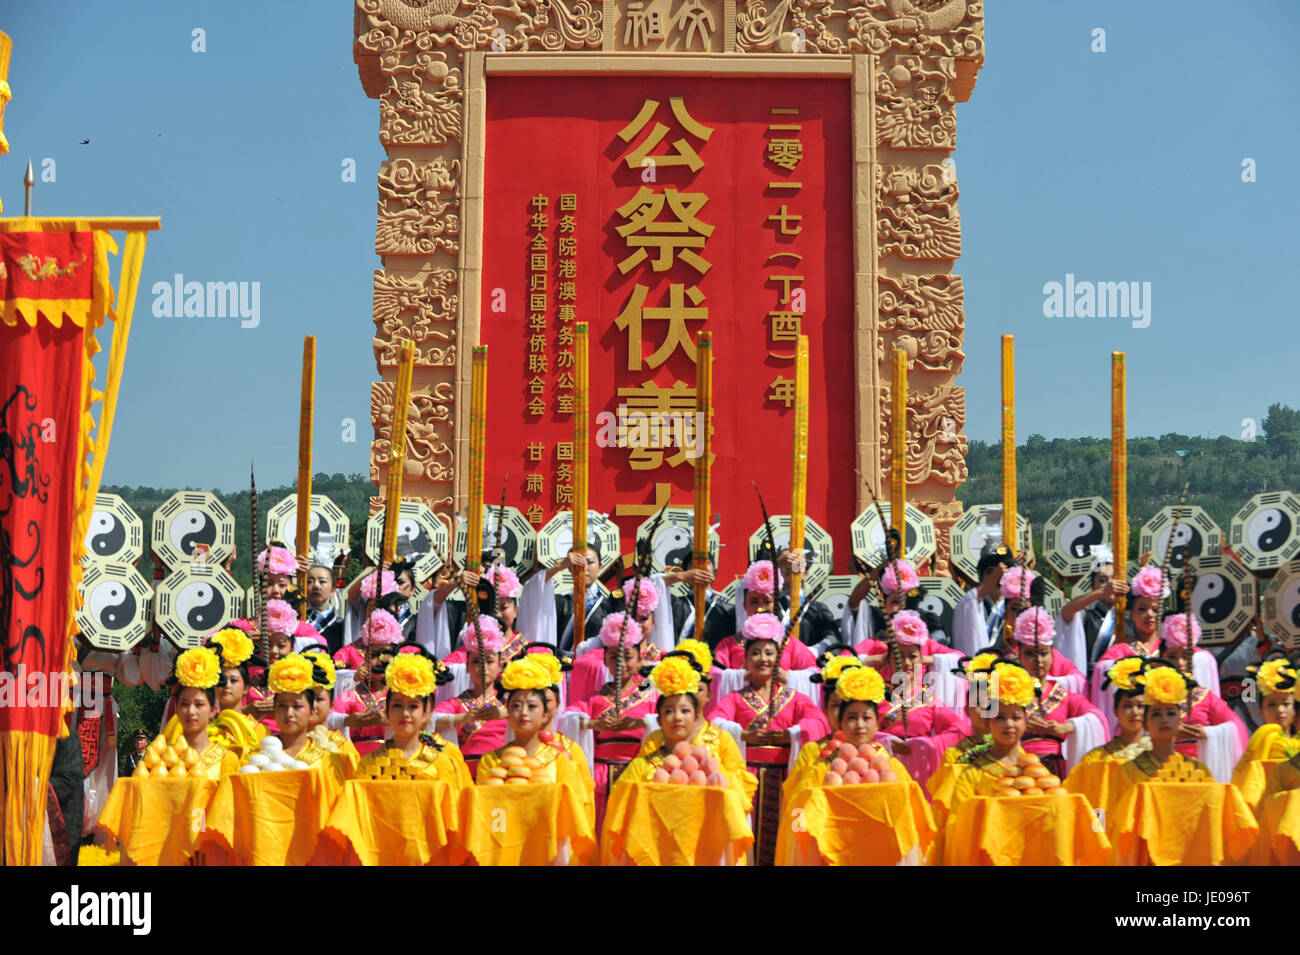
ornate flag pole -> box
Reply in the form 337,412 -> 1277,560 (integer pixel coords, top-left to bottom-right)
573,323 -> 589,645
693,332 -> 713,631
381,341 -> 416,568
295,336 -> 316,619
788,335 -> 810,640
1001,335 -> 1017,556
891,347 -> 907,560
1112,351 -> 1127,621
465,346 -> 490,700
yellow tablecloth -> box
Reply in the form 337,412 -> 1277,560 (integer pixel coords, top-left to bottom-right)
1109,782 -> 1258,866
941,794 -> 1111,866
316,780 -> 470,865
1063,760 -> 1123,817
777,781 -> 936,866
1250,789 -> 1300,865
464,783 -> 596,866
601,782 -> 752,866
1231,757 -> 1285,810
197,767 -> 344,866
97,777 -> 220,866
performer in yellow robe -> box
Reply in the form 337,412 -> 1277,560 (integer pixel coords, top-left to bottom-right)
1107,662 -> 1257,865
603,654 -> 754,864
785,648 -> 864,802
1066,656 -> 1148,814
1231,657 -> 1300,808
300,647 -> 362,777
926,650 -> 997,798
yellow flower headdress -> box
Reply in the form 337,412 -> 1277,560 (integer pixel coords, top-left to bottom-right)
385,653 -> 437,699
1137,664 -> 1189,706
963,651 -> 999,682
267,653 -> 315,695
650,656 -> 701,698
1105,656 -> 1145,692
989,662 -> 1037,708
209,627 -> 255,668
302,650 -> 337,691
499,655 -> 554,692
820,654 -> 863,685
835,665 -> 885,705
675,638 -> 713,675
1253,658 -> 1297,699
175,647 -> 222,690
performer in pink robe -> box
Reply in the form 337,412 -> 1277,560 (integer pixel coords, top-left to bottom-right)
1012,607 -> 1108,778
433,621 -> 507,774
706,611 -> 831,865
853,559 -> 961,663
568,576 -> 666,705
331,610 -> 403,755
713,560 -> 817,671
442,566 -> 529,663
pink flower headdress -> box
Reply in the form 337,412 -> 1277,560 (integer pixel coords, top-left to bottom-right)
600,612 -> 643,649
459,616 -> 505,654
891,609 -> 928,646
881,559 -> 919,595
1012,607 -> 1055,646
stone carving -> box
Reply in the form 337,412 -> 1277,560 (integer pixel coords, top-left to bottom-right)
846,0 -> 983,59
356,0 -> 602,53
877,163 -> 961,261
916,498 -> 963,577
379,51 -> 464,146
373,268 -> 459,366
376,157 -> 461,257
372,380 -> 457,483
878,272 -> 964,374
880,382 -> 967,488
876,55 -> 955,149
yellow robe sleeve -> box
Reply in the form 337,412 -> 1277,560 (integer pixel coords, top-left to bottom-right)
1265,758 -> 1300,799
781,740 -> 825,805
440,744 -> 474,790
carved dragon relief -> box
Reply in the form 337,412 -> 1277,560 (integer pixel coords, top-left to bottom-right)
357,0 -> 602,53
376,157 -> 462,257
373,267 -> 460,367
877,163 -> 961,261
371,380 -> 457,484
879,382 -> 967,488
875,55 -> 956,149
736,0 -> 982,57
877,272 -> 964,374
916,498 -> 963,576
379,50 -> 464,145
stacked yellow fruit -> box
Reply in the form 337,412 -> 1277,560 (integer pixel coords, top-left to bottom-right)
990,753 -> 1066,797
131,735 -> 200,779
1151,757 -> 1213,782
363,749 -> 426,781
483,745 -> 557,786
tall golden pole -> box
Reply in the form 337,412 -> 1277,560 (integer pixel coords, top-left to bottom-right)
381,341 -> 416,567
1112,351 -> 1127,620
295,336 -> 316,619
788,336 -> 810,639
891,348 -> 907,560
573,324 -> 590,643
465,346 -> 488,569
693,332 -> 713,630
1001,335 -> 1017,555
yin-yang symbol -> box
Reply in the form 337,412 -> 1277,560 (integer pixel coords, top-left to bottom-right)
1248,508 -> 1292,553
483,516 -> 517,564
1192,573 -> 1235,625
1061,514 -> 1104,560
554,527 -> 574,560
1158,524 -> 1203,568
87,510 -> 125,558
1280,580 -> 1300,629
868,522 -> 917,555
654,526 -> 693,570
175,581 -> 225,631
283,510 -> 323,549
820,593 -> 850,619
395,517 -> 431,559
170,509 -> 217,556
774,530 -> 816,569
87,580 -> 136,631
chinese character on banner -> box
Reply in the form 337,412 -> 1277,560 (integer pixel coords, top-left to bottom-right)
615,283 -> 708,370
617,97 -> 714,172
615,187 -> 715,275
527,196 -> 552,419
554,190 -> 578,417
763,108 -> 807,374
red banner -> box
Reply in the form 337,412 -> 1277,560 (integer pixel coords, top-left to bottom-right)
480,75 -> 856,576
0,231 -> 91,736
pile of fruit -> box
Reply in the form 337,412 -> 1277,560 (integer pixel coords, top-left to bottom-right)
821,742 -> 898,786
651,742 -> 729,786
131,734 -> 201,778
361,749 -> 427,781
1150,756 -> 1213,782
991,753 -> 1065,797
482,745 -> 558,786
237,737 -> 309,774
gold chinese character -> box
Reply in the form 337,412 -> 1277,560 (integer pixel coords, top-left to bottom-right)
530,253 -> 548,271
616,379 -> 698,469
530,194 -> 549,211
556,394 -> 575,414
559,193 -> 577,212
615,283 -> 708,370
557,326 -> 575,346
766,138 -> 803,172
767,375 -> 796,408
618,98 -> 715,172
557,215 -> 576,234
529,334 -> 547,353
528,353 -> 547,373
530,293 -> 547,311
555,349 -> 574,369
556,442 -> 573,461
557,281 -> 577,302
529,375 -> 546,395
767,205 -> 803,236
556,463 -> 574,484
529,312 -> 547,331
769,311 -> 802,342
557,305 -> 576,324
554,483 -> 574,505
614,482 -> 673,518
526,503 -> 545,524
556,372 -> 576,390
530,212 -> 548,230
767,272 -> 804,304
528,443 -> 545,462
528,396 -> 545,416
557,259 -> 577,278
615,186 -> 714,275
525,473 -> 545,493
530,233 -> 548,251
529,273 -> 548,292
558,236 -> 576,256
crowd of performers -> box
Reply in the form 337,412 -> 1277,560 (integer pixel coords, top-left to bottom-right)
70,533 -> 1300,866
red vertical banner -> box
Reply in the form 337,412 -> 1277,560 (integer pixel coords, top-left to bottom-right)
480,76 -> 855,576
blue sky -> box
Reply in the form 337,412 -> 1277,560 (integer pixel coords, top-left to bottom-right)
2,0 -> 1297,491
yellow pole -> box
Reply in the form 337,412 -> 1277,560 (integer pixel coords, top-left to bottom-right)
788,336 -> 809,638
464,347 -> 488,569
1001,335 -> 1017,555
693,333 -> 713,630
381,341 -> 416,566
1112,351 -> 1127,620
573,324 -> 589,641
296,336 -> 316,618
891,348 -> 907,560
